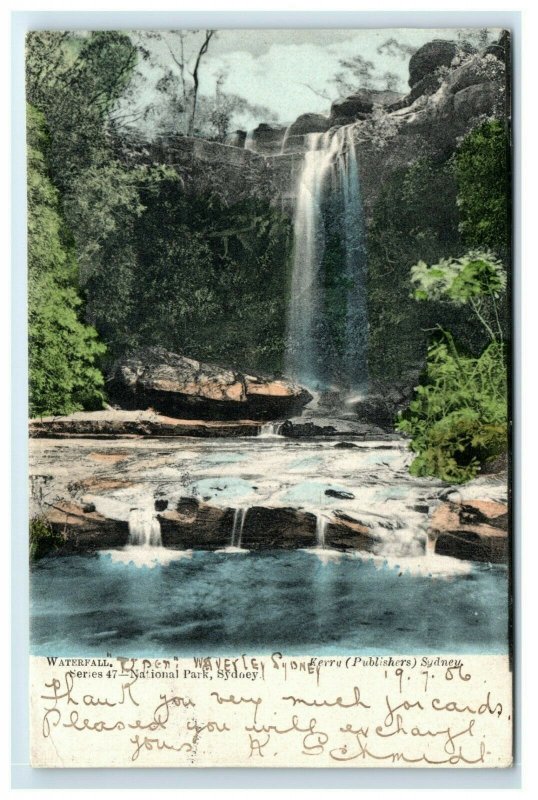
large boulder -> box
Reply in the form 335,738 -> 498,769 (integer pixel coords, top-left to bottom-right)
224,129 -> 246,148
428,499 -> 508,563
281,113 -> 331,153
286,112 -> 331,138
330,90 -> 374,125
249,123 -> 288,154
107,347 -> 312,421
408,39 -> 474,88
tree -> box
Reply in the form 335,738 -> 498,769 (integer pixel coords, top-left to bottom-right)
27,105 -> 106,417
133,29 -> 216,136
410,251 -> 507,343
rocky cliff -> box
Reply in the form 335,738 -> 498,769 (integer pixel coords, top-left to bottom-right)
116,33 -> 509,218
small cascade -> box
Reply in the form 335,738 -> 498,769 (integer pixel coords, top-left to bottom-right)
106,504 -> 192,567
280,124 -> 292,154
217,507 -> 249,553
315,514 -> 329,549
128,507 -> 162,548
258,422 -> 284,438
244,129 -> 255,152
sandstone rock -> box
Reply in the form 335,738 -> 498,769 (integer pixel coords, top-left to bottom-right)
159,500 -> 232,549
428,499 -> 508,563
224,129 -> 246,148
453,82 -> 499,119
408,39 -> 474,88
330,91 -> 374,125
326,514 -> 379,552
250,123 -> 288,154
107,347 -> 312,421
29,409 -> 263,438
44,501 -> 129,551
325,488 -> 355,500
285,113 -> 331,138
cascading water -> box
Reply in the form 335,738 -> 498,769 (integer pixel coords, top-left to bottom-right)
218,507 -> 249,553
244,129 -> 255,152
258,422 -> 284,438
128,507 -> 162,548
315,514 -> 328,549
285,124 -> 368,392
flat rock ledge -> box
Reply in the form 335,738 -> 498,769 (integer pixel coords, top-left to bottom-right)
428,499 -> 509,564
29,410 -> 263,439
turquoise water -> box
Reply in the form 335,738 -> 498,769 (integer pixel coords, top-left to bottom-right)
30,550 -> 509,657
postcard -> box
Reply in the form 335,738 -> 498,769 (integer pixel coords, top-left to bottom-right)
26,26 -> 513,767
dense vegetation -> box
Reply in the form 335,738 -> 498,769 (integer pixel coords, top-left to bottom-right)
85,181 -> 292,373
27,105 -> 106,417
26,31 -> 293,418
394,120 -> 510,482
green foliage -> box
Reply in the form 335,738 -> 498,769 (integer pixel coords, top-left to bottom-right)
27,105 -> 106,417
86,175 -> 293,373
453,119 -> 510,257
29,516 -> 63,561
410,250 -> 507,343
396,335 -> 507,483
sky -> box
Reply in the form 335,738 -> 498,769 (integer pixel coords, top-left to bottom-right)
127,27 -> 500,133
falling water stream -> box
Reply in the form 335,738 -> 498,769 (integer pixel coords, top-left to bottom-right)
286,124 -> 368,391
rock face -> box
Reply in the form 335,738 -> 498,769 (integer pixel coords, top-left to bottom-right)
107,347 -> 312,421
428,499 -> 509,563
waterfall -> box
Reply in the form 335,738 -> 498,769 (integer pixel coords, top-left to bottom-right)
258,422 -> 283,438
285,124 -> 368,391
128,507 -> 162,548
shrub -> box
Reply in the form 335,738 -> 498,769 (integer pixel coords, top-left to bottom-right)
396,334 -> 507,483
29,516 -> 64,561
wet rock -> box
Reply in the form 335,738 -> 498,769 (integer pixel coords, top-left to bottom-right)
285,113 -> 331,138
333,441 -> 360,449
241,506 -> 317,549
325,488 -> 355,500
106,347 -> 312,421
44,501 -> 129,552
428,499 -> 508,563
159,501 -> 232,549
30,410 -> 263,438
154,498 -> 168,512
280,420 -> 338,438
329,90 -> 374,125
327,513 -> 379,552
